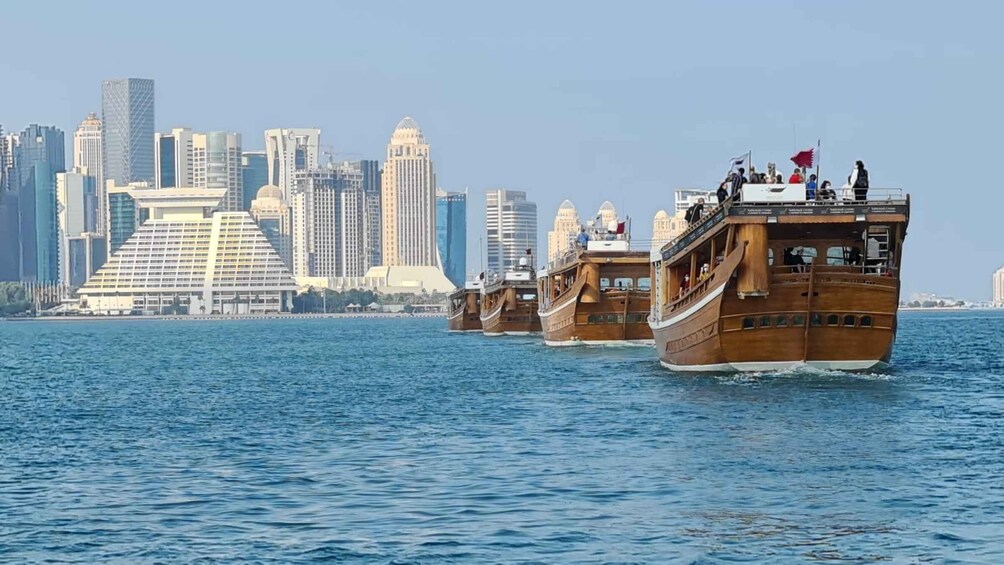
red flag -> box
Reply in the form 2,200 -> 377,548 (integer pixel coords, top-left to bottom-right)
616,221 -> 626,234
791,148 -> 814,168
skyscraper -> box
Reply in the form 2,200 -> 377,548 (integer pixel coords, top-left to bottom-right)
73,113 -> 103,232
264,128 -> 320,200
335,162 -> 368,277
359,159 -> 382,269
106,181 -> 146,253
0,128 -> 18,280
193,132 -> 242,212
547,199 -> 581,261
241,151 -> 268,211
381,117 -> 436,267
101,78 -> 155,184
290,169 -> 339,278
486,189 -> 537,275
14,125 -> 65,282
154,127 -> 194,189
66,233 -> 106,288
56,171 -> 97,285
994,267 -> 1004,307
436,188 -> 467,286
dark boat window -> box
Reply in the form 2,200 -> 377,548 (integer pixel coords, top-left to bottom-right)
775,315 -> 788,327
860,315 -> 873,327
606,314 -> 617,323
828,246 -> 862,266
826,314 -> 839,326
811,314 -> 823,327
587,314 -> 596,323
759,316 -> 772,328
843,314 -> 856,326
742,317 -> 755,329
792,314 -> 805,326
637,277 -> 652,290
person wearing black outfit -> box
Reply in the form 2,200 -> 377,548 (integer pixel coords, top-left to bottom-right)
851,160 -> 869,201
731,168 -> 747,200
716,182 -> 728,204
685,198 -> 705,226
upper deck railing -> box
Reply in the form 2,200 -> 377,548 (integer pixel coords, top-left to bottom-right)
657,187 -> 908,262
542,238 -> 656,274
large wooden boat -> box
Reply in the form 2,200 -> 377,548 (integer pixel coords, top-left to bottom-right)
447,281 -> 483,332
537,239 -> 653,346
649,182 -> 909,371
480,262 -> 541,336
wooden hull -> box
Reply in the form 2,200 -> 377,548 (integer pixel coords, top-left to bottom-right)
447,288 -> 482,332
447,309 -> 482,332
540,289 -> 653,346
480,300 -> 540,335
652,252 -> 899,371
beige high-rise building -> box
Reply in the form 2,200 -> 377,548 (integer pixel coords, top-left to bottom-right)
74,113 -> 104,232
193,132 -> 242,212
264,128 -> 320,201
250,184 -> 293,269
994,267 -> 1004,307
381,117 -> 436,267
547,199 -> 581,261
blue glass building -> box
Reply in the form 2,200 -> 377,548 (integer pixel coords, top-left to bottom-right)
102,78 -> 155,184
436,190 -> 467,287
241,151 -> 268,211
14,125 -> 65,282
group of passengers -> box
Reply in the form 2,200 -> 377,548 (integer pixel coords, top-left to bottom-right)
714,160 -> 870,205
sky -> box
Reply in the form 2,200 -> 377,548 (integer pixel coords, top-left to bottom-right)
2,0 -> 1001,299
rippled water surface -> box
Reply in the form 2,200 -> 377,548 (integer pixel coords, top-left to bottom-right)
2,311 -> 1003,563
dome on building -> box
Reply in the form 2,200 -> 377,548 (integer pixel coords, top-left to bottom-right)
395,116 -> 421,131
558,199 -> 576,211
255,184 -> 283,201
654,209 -> 670,220
598,201 -> 615,211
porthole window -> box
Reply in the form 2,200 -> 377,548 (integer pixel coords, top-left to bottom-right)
843,314 -> 856,326
792,315 -> 805,326
860,315 -> 873,327
759,316 -> 771,328
742,317 -> 755,329
811,314 -> 823,327
606,314 -> 617,323
827,314 -> 839,326
776,316 -> 788,327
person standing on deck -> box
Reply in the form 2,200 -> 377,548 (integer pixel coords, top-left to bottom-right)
806,174 -> 818,200
716,182 -> 729,204
576,227 -> 590,248
731,169 -> 746,200
850,160 -> 869,200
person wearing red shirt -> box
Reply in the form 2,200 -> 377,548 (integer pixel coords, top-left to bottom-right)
788,168 -> 805,183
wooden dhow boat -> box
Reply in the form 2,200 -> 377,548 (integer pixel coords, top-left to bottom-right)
537,237 -> 653,346
447,280 -> 483,332
649,182 -> 909,372
480,258 -> 541,336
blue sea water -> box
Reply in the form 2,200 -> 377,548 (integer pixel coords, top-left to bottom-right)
1,311 -> 1003,563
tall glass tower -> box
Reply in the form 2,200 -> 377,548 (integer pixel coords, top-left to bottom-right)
101,78 -> 155,184
241,151 -> 268,211
14,125 -> 65,282
436,189 -> 467,286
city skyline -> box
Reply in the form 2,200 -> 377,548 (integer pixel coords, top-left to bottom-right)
3,1 -> 1004,298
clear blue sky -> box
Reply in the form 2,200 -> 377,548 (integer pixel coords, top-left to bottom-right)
3,0 -> 1000,299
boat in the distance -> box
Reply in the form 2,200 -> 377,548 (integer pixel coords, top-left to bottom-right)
649,180 -> 909,371
480,256 -> 541,336
447,280 -> 483,332
537,229 -> 653,346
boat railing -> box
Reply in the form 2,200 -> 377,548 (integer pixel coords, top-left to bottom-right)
657,188 -> 908,260
544,239 -> 657,272
771,264 -> 900,286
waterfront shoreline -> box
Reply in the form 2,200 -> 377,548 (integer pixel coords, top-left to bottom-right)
2,312 -> 445,322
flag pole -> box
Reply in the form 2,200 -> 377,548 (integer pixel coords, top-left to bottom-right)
815,139 -> 821,186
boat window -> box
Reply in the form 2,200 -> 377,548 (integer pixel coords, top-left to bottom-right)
587,314 -> 597,323
614,277 -> 633,289
759,316 -> 771,328
768,248 -> 774,266
826,314 -> 839,326
742,317 -> 755,329
843,314 -> 856,326
606,314 -> 617,323
860,315 -> 873,327
775,315 -> 788,327
637,277 -> 652,290
827,246 -> 862,266
792,314 -> 805,326
811,314 -> 823,327
600,277 -> 611,289
520,293 -> 537,301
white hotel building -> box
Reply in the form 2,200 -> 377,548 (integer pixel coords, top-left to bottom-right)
994,266 -> 1004,307
78,188 -> 297,315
